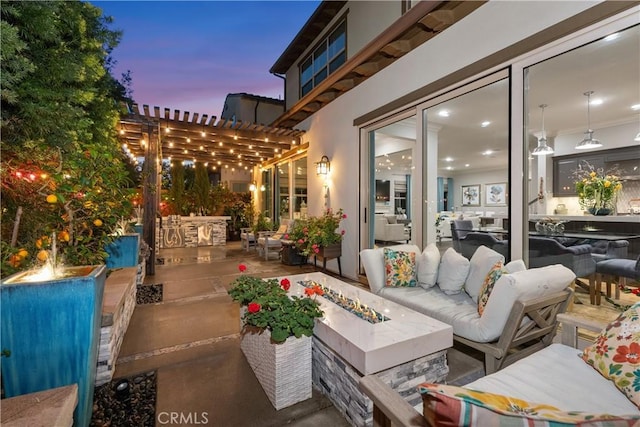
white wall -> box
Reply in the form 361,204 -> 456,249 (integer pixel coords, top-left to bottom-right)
449,169 -> 509,217
298,1 -> 599,280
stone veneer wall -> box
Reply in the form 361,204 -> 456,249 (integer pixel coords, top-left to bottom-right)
96,267 -> 138,386
312,337 -> 448,427
155,216 -> 228,251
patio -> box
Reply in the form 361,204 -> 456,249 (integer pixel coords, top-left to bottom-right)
104,241 -> 485,426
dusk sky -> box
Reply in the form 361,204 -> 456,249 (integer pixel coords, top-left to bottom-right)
93,1 -> 321,118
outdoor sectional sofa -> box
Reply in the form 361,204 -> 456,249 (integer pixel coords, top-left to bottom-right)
360,244 -> 574,374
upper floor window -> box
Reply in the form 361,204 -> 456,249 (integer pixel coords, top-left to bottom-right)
300,20 -> 346,97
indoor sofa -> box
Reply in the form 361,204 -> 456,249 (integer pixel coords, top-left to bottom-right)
360,310 -> 640,426
360,244 -> 574,374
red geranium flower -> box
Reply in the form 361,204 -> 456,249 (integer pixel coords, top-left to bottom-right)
314,247 -> 320,254
341,230 -> 345,235
284,233 -> 289,239
342,214 -> 347,219
313,285 -> 324,296
613,342 -> 640,364
238,264 -> 247,272
280,278 -> 291,291
304,288 -> 315,297
248,302 -> 261,313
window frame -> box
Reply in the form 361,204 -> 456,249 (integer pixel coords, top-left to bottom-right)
299,19 -> 347,98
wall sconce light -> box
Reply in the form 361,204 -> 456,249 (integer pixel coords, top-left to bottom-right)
316,155 -> 330,176
249,181 -> 257,192
260,184 -> 266,192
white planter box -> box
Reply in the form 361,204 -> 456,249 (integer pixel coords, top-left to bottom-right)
240,328 -> 312,410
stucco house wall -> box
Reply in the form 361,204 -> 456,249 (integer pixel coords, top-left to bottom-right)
294,1 -> 599,280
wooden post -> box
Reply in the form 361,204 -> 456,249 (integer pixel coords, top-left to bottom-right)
142,123 -> 159,275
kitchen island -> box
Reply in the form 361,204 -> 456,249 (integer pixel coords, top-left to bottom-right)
529,214 -> 640,258
155,216 -> 231,249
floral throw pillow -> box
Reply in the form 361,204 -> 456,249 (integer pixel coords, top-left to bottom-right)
384,248 -> 417,288
581,302 -> 640,407
477,260 -> 506,316
419,382 -> 640,426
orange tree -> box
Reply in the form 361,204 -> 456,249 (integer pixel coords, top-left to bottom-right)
1,2 -> 136,277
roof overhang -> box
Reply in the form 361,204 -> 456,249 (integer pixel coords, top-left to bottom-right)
271,1 -> 485,128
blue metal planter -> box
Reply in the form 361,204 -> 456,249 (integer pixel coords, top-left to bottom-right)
1,265 -> 106,427
105,233 -> 140,268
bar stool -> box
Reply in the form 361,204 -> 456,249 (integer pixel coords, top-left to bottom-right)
595,254 -> 640,305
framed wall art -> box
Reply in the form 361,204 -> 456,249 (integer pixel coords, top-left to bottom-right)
485,182 -> 507,206
461,184 -> 481,206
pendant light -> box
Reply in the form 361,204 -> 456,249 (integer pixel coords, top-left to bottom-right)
575,91 -> 603,150
532,104 -> 554,156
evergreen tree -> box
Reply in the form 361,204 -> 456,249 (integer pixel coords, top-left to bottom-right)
168,162 -> 186,215
193,162 -> 212,215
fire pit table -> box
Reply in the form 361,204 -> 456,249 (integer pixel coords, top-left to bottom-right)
281,272 -> 453,427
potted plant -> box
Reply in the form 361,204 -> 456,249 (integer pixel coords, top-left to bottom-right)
228,264 -> 324,409
288,208 -> 347,257
574,162 -> 623,215
104,217 -> 141,269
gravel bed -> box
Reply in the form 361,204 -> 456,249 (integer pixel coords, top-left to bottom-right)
137,284 -> 163,305
91,371 -> 156,427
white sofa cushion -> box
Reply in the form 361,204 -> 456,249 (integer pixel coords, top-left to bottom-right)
360,244 -> 421,294
437,248 -> 470,295
505,259 -> 526,273
465,245 -> 505,302
466,343 -> 639,415
417,243 -> 440,289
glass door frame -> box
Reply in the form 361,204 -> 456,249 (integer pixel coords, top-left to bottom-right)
510,9 -> 638,264
360,109 -> 419,250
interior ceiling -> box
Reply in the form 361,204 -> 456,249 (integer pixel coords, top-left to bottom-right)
376,24 -> 640,174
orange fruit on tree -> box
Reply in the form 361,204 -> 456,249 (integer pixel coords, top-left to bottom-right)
46,194 -> 58,204
37,250 -> 48,262
93,219 -> 103,227
36,235 -> 50,249
58,230 -> 70,242
9,255 -> 21,267
17,249 -> 28,259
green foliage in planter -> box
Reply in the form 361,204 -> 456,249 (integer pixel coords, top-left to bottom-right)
287,208 -> 346,256
1,1 -> 136,276
228,274 -> 323,343
252,211 -> 273,234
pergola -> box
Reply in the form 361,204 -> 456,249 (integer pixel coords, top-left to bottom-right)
117,103 -> 306,274
118,103 -> 305,168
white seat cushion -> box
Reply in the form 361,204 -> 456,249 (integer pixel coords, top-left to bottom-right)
466,343 -> 640,415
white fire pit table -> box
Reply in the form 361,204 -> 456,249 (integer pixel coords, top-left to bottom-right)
283,272 -> 453,427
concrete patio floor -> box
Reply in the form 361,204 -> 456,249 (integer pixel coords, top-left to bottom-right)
113,242 -> 484,426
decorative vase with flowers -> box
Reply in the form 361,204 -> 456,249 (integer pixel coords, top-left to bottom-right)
285,208 -> 346,257
574,162 -> 623,216
228,264 -> 324,409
